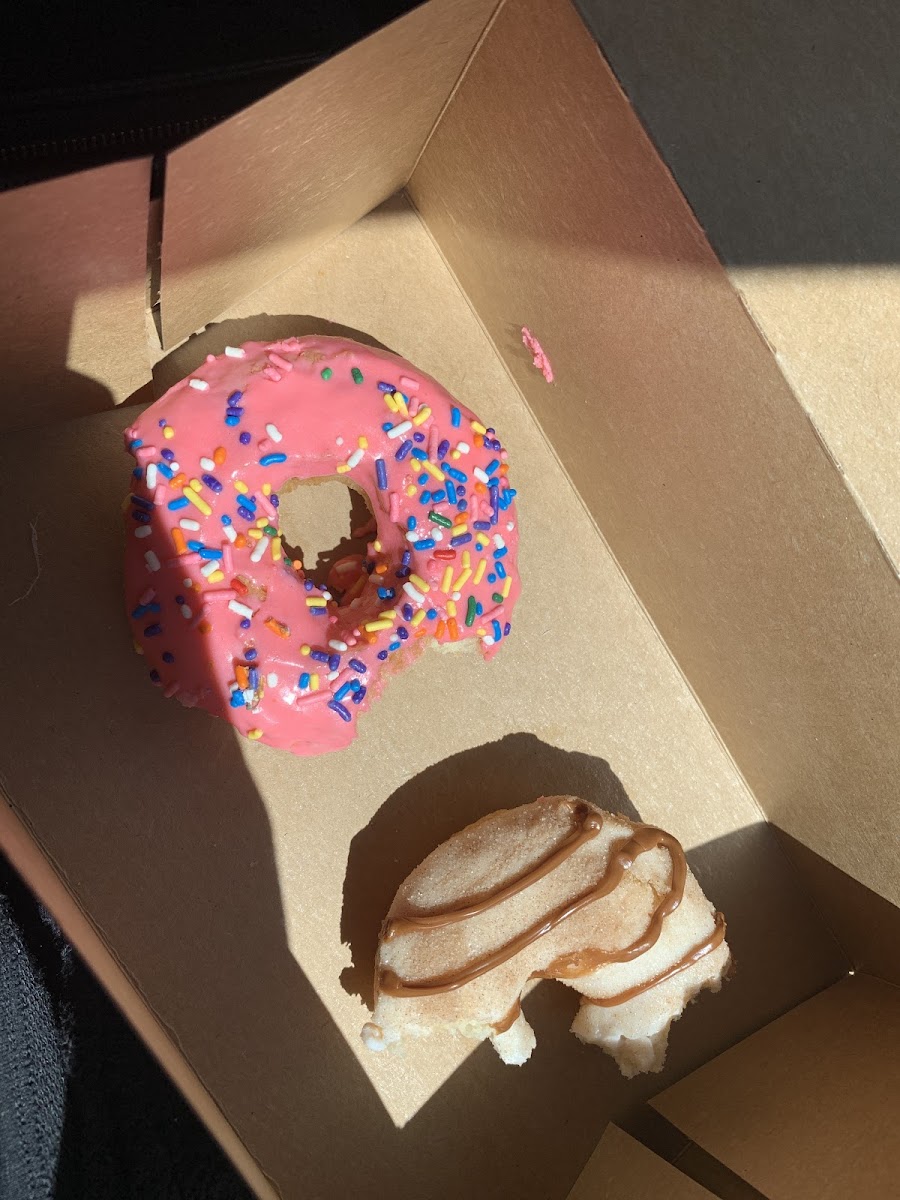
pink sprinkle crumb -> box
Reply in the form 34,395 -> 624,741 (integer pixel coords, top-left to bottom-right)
521,326 -> 554,383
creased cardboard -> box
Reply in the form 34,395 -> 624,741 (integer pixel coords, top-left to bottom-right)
409,0 -> 900,909
565,1124 -> 715,1200
653,974 -> 900,1200
159,0 -> 499,349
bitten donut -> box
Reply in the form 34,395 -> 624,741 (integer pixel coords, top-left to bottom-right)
362,797 -> 729,1076
123,337 -> 520,755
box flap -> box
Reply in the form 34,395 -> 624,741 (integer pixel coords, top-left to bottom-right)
0,159 -> 152,432
566,1125 -> 715,1200
409,0 -> 900,908
159,0 -> 499,348
653,974 -> 900,1200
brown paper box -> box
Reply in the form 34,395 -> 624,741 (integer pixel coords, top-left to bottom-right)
0,1 -> 897,1197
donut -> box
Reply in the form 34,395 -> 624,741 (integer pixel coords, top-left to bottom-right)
123,337 -> 521,755
361,797 -> 729,1075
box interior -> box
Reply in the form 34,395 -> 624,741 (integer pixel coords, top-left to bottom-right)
1,1 -> 897,1197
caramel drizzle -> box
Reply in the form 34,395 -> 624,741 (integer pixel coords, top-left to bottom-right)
379,806 -> 689,999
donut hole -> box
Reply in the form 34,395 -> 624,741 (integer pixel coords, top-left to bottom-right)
277,476 -> 375,591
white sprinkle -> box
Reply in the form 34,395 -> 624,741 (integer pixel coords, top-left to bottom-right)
322,591 -> 333,600
200,456 -> 216,471
433,530 -> 444,542
180,604 -> 192,618
250,536 -> 269,563
179,518 -> 201,531
228,600 -> 254,619
329,639 -> 349,652
144,550 -> 161,571
169,462 -> 180,473
327,670 -> 340,682
406,531 -> 420,543
456,442 -> 471,454
145,463 -> 158,489
506,521 -> 515,532
387,420 -> 413,439
135,526 -> 152,539
182,578 -> 193,589
336,437 -> 344,446
224,345 -> 245,358
189,378 -> 209,391
267,673 -> 278,687
222,523 -> 237,543
483,634 -> 495,646
243,689 -> 255,704
493,534 -> 505,548
346,448 -> 364,469
474,466 -> 490,484
403,582 -> 425,604
200,559 -> 219,577
265,423 -> 283,443
451,591 -> 461,601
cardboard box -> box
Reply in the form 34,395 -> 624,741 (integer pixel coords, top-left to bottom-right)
1,0 -> 897,1196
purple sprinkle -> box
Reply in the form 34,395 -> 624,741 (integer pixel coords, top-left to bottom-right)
249,667 -> 260,689
377,649 -> 388,661
401,550 -> 411,566
310,650 -> 330,664
158,419 -> 167,428
449,533 -> 472,547
149,669 -> 161,684
304,580 -> 314,591
397,627 -> 409,640
227,391 -> 243,404
375,458 -> 388,490
239,430 -> 252,445
240,618 -> 251,629
401,603 -> 413,621
504,622 -> 512,636
245,648 -> 258,661
395,439 -> 413,461
175,595 -> 185,605
349,658 -> 367,674
162,651 -> 175,664
473,520 -> 491,531
310,606 -> 326,617
144,623 -> 163,637
457,500 -> 468,512
352,686 -> 366,705
328,654 -> 341,672
328,700 -> 352,722
271,494 -> 280,507
131,510 -> 151,524
437,439 -> 450,458
161,448 -> 176,462
377,381 -> 395,392
395,567 -> 410,579
201,473 -> 223,493
237,506 -> 255,521
226,407 -> 244,419
412,432 -> 426,444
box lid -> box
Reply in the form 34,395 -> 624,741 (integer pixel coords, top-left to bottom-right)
566,1125 -> 716,1200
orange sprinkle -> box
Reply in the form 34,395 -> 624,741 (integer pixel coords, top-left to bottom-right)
474,435 -> 484,448
447,617 -> 460,641
231,577 -> 248,595
414,626 -> 429,639
213,446 -> 227,466
171,472 -> 187,490
374,563 -> 388,575
435,618 -> 446,639
362,632 -> 378,645
197,620 -> 212,635
474,482 -> 488,495
292,559 -> 303,571
499,463 -> 510,475
264,617 -> 290,639
172,528 -> 188,555
235,664 -> 249,689
235,534 -> 248,549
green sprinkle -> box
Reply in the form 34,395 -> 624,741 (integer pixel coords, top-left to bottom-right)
351,367 -> 364,385
320,367 -> 333,380
492,592 -> 504,604
263,524 -> 278,536
465,595 -> 478,627
429,511 -> 453,528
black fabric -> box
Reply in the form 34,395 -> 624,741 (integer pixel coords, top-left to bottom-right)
0,853 -> 252,1200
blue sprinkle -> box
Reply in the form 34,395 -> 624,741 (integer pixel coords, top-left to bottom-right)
446,481 -> 457,503
419,491 -> 431,505
504,622 -> 512,636
395,439 -> 413,461
411,448 -> 427,461
259,452 -> 287,466
225,415 -> 240,426
199,548 -> 222,560
328,654 -> 341,672
299,672 -> 310,689
378,381 -> 395,392
240,618 -> 251,629
230,690 -> 245,708
245,649 -> 258,661
328,700 -> 352,722
418,474 -> 429,485
201,473 -> 223,493
506,488 -> 518,500
414,538 -> 436,550
249,667 -> 260,689
443,465 -> 467,482
377,649 -> 389,661
132,467 -> 143,479
157,464 -> 174,479
449,533 -> 472,547
131,602 -> 160,618
221,515 -> 232,526
350,678 -> 362,692
144,623 -> 163,637
493,547 -> 508,559
473,520 -> 491,531
241,494 -> 257,509
187,540 -> 203,552
426,608 -> 438,620
149,669 -> 161,683
162,651 -> 175,664
382,422 -> 394,432
239,430 -> 252,445
492,620 -> 502,640
352,686 -> 367,704
334,682 -> 353,703
430,489 -> 446,504
487,573 -> 497,584
389,641 -> 400,652
457,500 -> 468,512
128,438 -> 143,452
167,497 -> 189,511
437,439 -> 450,459
132,510 -> 151,524
401,603 -> 413,621
377,587 -> 395,601
161,448 -> 176,462
227,391 -> 243,404
401,550 -> 411,566
397,627 -> 409,640
496,562 -> 507,579
486,459 -> 500,475
237,506 -> 255,521
310,650 -> 330,664
412,432 -> 426,444
475,601 -> 483,616
375,458 -> 388,490
406,516 -> 416,531
349,658 -> 367,674
451,407 -> 461,427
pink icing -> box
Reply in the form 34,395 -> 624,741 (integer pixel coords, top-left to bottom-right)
123,337 -> 521,755
521,327 -> 554,383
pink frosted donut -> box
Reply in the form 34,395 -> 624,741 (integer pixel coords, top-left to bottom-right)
123,337 -> 521,755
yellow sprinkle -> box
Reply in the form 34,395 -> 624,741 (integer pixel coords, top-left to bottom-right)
256,517 -> 268,528
163,426 -> 175,439
207,570 -> 225,583
411,609 -> 426,627
262,483 -> 271,496
422,460 -> 445,482
392,391 -> 409,417
473,559 -> 487,585
271,536 -> 282,562
384,392 -> 398,413
409,574 -> 429,593
451,450 -> 461,460
183,488 -> 211,516
248,529 -> 263,540
234,481 -> 249,494
300,644 -> 311,656
336,463 -> 350,474
306,597 -> 327,607
447,599 -> 457,618
358,435 -> 368,449
451,568 -> 472,593
365,619 -> 393,632
462,550 -> 471,569
412,406 -> 431,427
476,627 -> 487,637
247,729 -> 263,740
451,523 -> 468,537
440,566 -> 453,594
502,576 -> 512,598
406,484 -> 417,497
475,536 -> 489,550
471,420 -> 487,434
310,674 -> 320,691
373,539 -> 382,552
189,478 -> 204,492
379,609 -> 398,620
